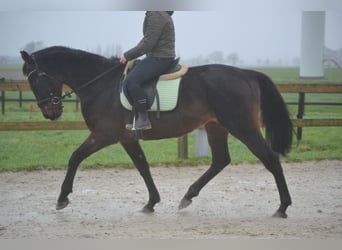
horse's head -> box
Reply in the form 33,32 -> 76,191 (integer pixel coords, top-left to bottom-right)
21,51 -> 63,120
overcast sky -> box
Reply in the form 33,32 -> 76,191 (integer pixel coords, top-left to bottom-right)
0,0 -> 341,64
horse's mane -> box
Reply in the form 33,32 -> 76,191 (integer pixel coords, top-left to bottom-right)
32,46 -> 120,69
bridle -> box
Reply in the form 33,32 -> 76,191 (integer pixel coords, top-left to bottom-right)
27,69 -> 64,107
27,63 -> 122,108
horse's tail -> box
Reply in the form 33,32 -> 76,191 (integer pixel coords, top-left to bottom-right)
252,71 -> 293,156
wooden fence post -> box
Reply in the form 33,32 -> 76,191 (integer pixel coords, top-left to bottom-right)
177,135 -> 188,159
19,91 -> 23,108
1,91 -> 5,115
296,92 -> 305,140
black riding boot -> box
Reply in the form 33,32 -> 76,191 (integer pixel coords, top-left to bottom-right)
126,111 -> 152,130
136,111 -> 152,130
125,96 -> 152,130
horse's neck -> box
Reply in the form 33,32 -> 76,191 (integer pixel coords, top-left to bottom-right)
62,65 -> 122,100
41,54 -> 122,98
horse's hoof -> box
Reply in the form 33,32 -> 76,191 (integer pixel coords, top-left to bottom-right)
56,198 -> 70,210
142,205 -> 154,214
272,210 -> 288,218
179,198 -> 192,210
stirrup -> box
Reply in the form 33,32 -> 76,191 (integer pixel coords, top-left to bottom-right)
125,114 -> 152,130
125,116 -> 137,131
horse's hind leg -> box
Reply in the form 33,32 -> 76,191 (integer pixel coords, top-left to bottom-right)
179,122 -> 230,209
235,130 -> 292,218
121,140 -> 160,213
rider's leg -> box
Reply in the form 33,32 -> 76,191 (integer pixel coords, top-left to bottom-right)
124,57 -> 174,130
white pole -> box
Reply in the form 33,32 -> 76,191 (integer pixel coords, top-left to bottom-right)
300,11 -> 325,78
195,128 -> 209,157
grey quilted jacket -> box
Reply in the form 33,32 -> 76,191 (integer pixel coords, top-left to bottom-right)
124,11 -> 175,60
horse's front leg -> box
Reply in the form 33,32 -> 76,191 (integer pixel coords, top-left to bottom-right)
120,140 -> 160,213
56,133 -> 114,210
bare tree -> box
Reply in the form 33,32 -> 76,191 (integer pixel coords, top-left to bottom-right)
226,52 -> 239,65
208,51 -> 224,64
324,47 -> 342,69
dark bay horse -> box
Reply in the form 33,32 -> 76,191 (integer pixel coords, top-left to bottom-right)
21,46 -> 293,218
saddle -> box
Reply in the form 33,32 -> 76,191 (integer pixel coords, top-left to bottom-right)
120,58 -> 188,116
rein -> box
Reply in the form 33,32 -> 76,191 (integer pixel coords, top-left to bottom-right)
62,64 -> 122,99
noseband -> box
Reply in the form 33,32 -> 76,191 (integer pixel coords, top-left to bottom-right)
37,94 -> 62,107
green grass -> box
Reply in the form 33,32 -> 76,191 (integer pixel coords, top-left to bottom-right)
0,67 -> 341,171
0,64 -> 22,71
0,127 -> 341,171
254,67 -> 342,83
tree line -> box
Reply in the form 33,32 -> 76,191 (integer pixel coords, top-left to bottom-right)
1,41 -> 342,68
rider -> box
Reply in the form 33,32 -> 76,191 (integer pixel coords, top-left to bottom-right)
120,11 -> 176,130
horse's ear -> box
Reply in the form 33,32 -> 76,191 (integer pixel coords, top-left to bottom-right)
20,51 -> 35,67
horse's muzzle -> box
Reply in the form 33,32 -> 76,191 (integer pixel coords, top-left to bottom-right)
40,103 -> 63,121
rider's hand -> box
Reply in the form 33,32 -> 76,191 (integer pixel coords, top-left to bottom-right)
120,55 -> 127,64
